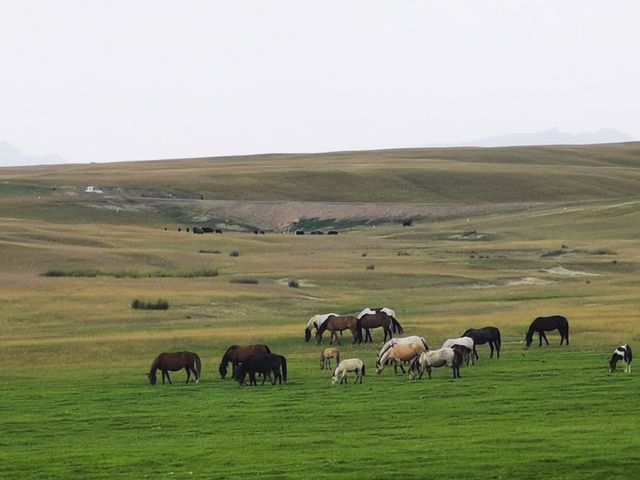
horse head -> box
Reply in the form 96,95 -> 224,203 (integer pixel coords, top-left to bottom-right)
219,362 -> 228,379
304,328 -> 312,342
147,372 -> 157,385
525,331 -> 533,348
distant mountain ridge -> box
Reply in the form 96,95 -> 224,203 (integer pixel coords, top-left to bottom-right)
455,128 -> 633,148
0,142 -> 65,167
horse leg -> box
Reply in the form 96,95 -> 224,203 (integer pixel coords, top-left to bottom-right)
166,371 -> 172,384
489,341 -> 495,359
473,347 -> 479,361
366,329 -> 372,343
161,370 -> 166,385
542,331 -> 549,346
334,331 -> 341,346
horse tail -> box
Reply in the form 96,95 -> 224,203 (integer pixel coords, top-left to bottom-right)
194,353 -> 202,380
421,337 -> 429,352
496,328 -> 502,349
280,355 -> 288,382
361,363 -> 365,377
626,345 -> 632,364
336,350 -> 340,365
356,317 -> 363,343
391,317 -> 404,335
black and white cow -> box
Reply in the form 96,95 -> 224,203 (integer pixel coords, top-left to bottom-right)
609,344 -> 632,374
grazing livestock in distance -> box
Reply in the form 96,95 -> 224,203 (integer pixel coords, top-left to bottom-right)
442,336 -> 475,365
218,344 -> 271,379
234,354 -> 287,386
376,341 -> 427,375
316,315 -> 359,345
147,351 -> 201,385
409,347 -> 463,380
320,347 -> 340,370
332,358 -> 365,384
609,345 -> 632,373
327,230 -> 339,235
462,326 -> 502,359
525,315 -> 569,348
304,313 -> 339,342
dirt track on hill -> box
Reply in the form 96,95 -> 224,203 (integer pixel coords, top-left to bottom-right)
140,198 -> 541,230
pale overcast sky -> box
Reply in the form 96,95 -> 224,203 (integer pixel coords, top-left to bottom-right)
1,1 -> 639,164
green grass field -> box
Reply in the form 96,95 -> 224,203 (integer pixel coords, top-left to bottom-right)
1,144 -> 639,478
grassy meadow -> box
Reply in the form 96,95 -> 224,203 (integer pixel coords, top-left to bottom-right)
1,145 -> 640,479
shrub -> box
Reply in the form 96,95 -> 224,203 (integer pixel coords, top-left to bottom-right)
288,279 -> 299,288
131,299 -> 170,310
230,278 -> 259,284
229,250 -> 240,257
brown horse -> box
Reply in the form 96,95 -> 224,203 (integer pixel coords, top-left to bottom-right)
316,315 -> 359,344
356,309 -> 394,343
219,344 -> 271,379
147,351 -> 201,385
320,347 -> 340,369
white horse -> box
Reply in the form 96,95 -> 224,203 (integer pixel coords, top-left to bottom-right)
609,344 -> 632,373
409,347 -> 463,380
304,313 -> 339,342
441,336 -> 475,365
332,358 -> 365,384
376,342 -> 427,374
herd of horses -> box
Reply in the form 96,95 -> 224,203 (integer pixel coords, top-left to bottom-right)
147,310 -> 633,386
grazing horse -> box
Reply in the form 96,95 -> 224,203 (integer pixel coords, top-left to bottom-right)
316,315 -> 359,344
525,315 -> 569,348
332,358 -> 365,384
410,347 -> 463,380
462,326 -> 502,359
609,344 -> 632,374
304,313 -> 339,342
376,342 -> 427,374
376,336 -> 429,374
356,307 -> 402,343
442,336 -> 476,365
320,347 -> 340,370
219,344 -> 271,379
234,354 -> 288,386
147,351 -> 201,385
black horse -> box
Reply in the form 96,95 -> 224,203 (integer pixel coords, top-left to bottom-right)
234,353 -> 288,386
462,326 -> 502,360
525,315 -> 569,348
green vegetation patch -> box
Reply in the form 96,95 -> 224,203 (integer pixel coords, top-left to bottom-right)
42,269 -> 218,278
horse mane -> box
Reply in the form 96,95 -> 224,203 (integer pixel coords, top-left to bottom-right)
317,320 -> 329,335
221,345 -> 239,362
148,354 -> 162,374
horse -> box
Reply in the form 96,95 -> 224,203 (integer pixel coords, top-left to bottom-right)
315,315 -> 359,344
442,336 -> 476,365
356,307 -> 402,343
462,326 -> 502,359
234,353 -> 287,386
147,351 -> 201,385
376,335 -> 429,367
219,344 -> 271,379
409,347 -> 463,380
525,315 -> 569,348
304,313 -> 339,342
609,344 -> 632,374
332,358 -> 365,384
320,347 -> 340,370
376,342 -> 427,375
